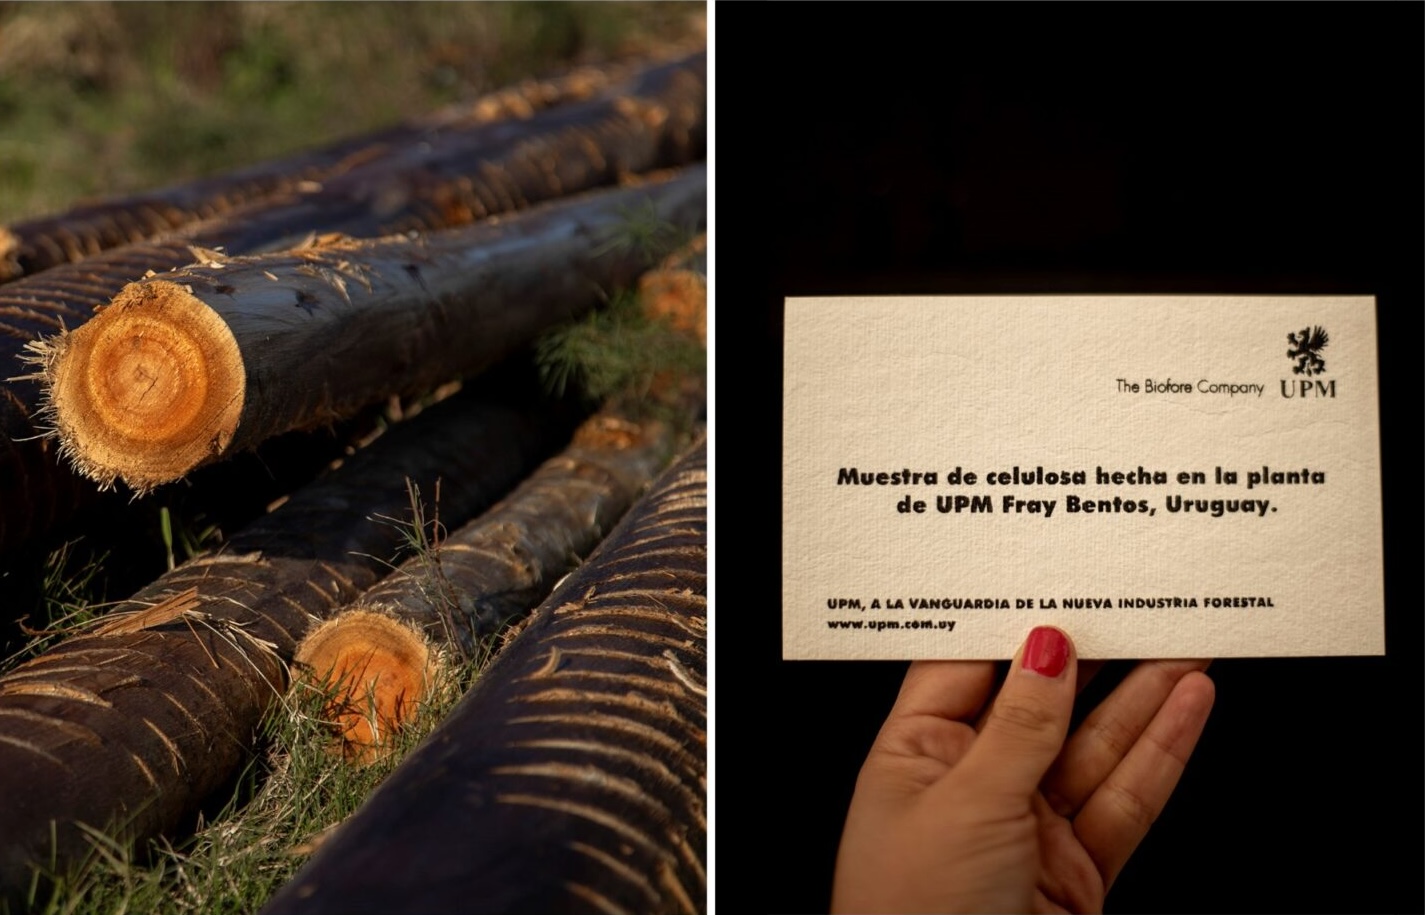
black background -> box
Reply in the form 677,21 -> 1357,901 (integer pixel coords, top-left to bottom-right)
712,5 -> 1423,914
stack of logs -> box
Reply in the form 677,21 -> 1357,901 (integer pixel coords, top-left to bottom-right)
0,45 -> 706,915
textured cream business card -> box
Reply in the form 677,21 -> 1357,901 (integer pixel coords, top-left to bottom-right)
782,296 -> 1384,659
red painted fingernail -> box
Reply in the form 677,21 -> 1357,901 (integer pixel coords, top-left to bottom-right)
1022,626 -> 1069,678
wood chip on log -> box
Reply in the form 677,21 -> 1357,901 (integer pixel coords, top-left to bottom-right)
290,406 -> 677,763
0,364 -> 580,906
261,435 -> 707,915
34,164 -> 705,493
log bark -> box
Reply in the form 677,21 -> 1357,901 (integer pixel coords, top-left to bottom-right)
291,406 -> 676,763
0,54 -> 644,283
0,365 -> 580,905
40,165 -> 705,492
262,435 -> 707,915
355,408 -> 676,656
0,47 -> 704,553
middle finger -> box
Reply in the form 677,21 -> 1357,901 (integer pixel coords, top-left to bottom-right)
1039,658 -> 1210,817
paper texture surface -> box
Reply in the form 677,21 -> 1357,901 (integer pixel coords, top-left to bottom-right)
782,296 -> 1384,659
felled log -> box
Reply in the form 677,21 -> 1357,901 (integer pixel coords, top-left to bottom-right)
351,410 -> 676,654
39,164 -> 705,492
162,48 -> 705,260
262,436 -> 707,915
293,407 -> 674,763
0,48 -> 705,553
0,365 -> 580,906
0,54 -> 636,283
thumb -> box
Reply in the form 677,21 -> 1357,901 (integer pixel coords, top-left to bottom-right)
953,626 -> 1077,798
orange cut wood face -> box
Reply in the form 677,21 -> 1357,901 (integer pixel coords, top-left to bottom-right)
639,268 -> 706,344
639,233 -> 706,345
45,278 -> 245,492
294,610 -> 441,764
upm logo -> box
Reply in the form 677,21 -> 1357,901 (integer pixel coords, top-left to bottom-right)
1280,325 -> 1335,398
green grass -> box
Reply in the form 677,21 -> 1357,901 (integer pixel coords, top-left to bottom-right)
372,477 -> 474,664
158,507 -> 220,574
0,539 -> 109,669
538,287 -> 705,404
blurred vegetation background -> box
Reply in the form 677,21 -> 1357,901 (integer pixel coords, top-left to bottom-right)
0,1 -> 705,222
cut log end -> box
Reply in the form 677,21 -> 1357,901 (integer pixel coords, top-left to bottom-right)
0,226 -> 18,280
46,279 -> 245,492
294,609 -> 447,765
571,413 -> 660,451
639,235 -> 707,346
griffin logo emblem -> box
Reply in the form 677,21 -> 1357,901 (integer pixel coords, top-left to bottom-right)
1287,326 -> 1328,376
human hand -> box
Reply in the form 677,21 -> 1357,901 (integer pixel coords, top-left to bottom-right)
830,627 -> 1215,914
